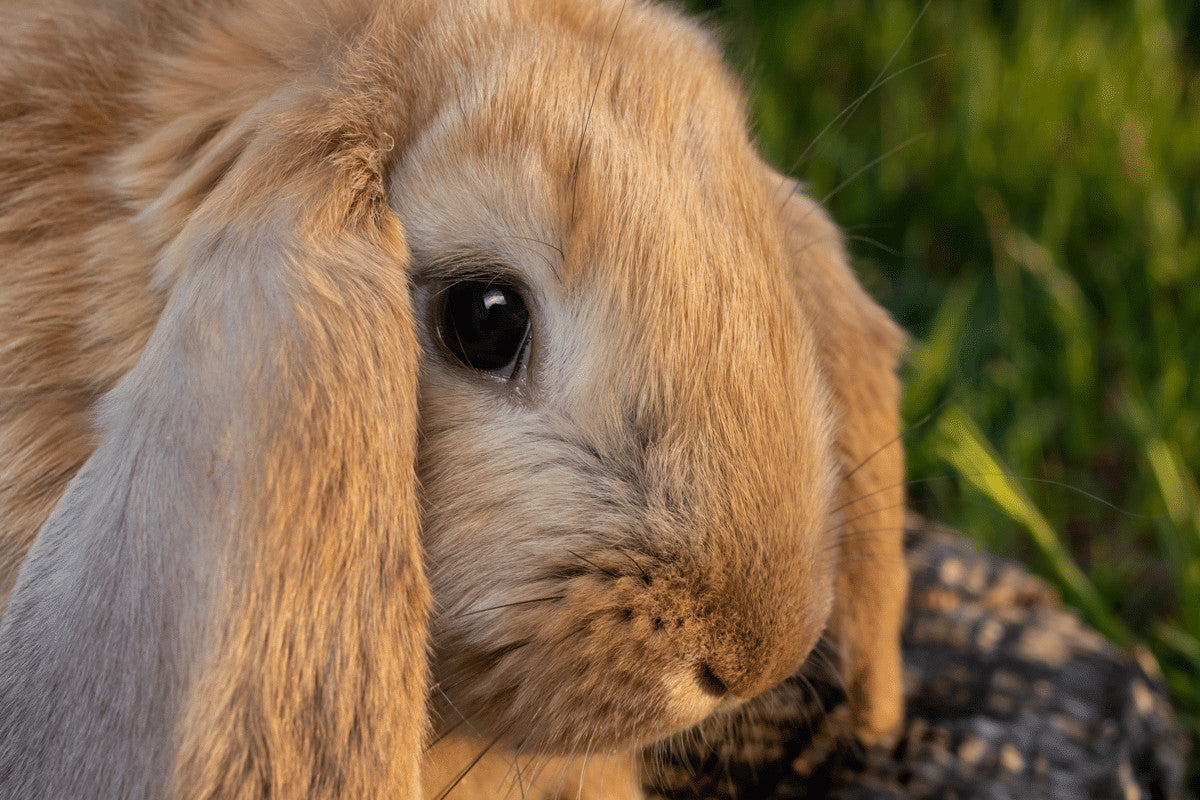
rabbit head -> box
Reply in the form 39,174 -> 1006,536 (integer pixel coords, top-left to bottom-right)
395,0 -> 908,752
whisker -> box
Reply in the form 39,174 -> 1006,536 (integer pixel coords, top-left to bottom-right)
796,673 -> 831,722
433,672 -> 478,699
549,749 -> 575,800
510,706 -> 551,769
566,549 -> 621,580
425,714 -> 469,753
613,545 -> 651,581
453,595 -> 566,619
826,499 -> 909,535
831,472 -> 1163,519
823,551 -> 910,567
495,233 -> 565,260
777,0 -> 936,197
428,684 -> 484,749
826,525 -> 912,549
570,0 -> 629,222
496,730 -> 534,800
830,477 -> 928,516
435,641 -> 533,695
593,747 -> 616,800
841,221 -> 899,232
549,620 -> 592,649
817,134 -> 924,209
523,746 -> 560,800
781,51 -> 941,189
802,651 -> 842,717
574,749 -> 592,800
837,386 -> 958,489
845,233 -> 901,257
433,722 -> 515,800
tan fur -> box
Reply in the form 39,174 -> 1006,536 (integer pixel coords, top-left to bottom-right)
0,1 -> 906,798
422,735 -> 641,800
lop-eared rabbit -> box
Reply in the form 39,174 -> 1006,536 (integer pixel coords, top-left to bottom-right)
0,0 -> 907,797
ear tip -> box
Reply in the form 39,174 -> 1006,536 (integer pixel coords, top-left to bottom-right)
843,628 -> 906,743
850,677 -> 906,744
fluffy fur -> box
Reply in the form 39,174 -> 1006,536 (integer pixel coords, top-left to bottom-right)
0,1 -> 906,798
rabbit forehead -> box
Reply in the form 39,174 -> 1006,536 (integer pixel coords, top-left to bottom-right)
391,6 -> 805,352
398,0 -> 754,207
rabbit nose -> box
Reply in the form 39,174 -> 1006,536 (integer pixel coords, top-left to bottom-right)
695,663 -> 729,698
700,647 -> 804,700
701,621 -> 810,700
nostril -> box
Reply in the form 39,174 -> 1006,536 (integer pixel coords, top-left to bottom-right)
701,634 -> 811,699
695,663 -> 729,699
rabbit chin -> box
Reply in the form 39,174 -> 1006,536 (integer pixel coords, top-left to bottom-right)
429,663 -> 755,755
659,671 -> 749,732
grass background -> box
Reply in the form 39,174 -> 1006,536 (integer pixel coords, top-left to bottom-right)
680,0 -> 1200,786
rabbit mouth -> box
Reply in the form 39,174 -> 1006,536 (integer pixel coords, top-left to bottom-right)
427,540 -> 832,754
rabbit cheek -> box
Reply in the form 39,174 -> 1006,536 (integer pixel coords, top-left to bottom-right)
430,565 -> 723,752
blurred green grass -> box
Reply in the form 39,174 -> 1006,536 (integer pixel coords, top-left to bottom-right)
684,0 -> 1200,781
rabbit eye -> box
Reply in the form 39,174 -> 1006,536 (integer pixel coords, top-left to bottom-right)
438,280 -> 531,378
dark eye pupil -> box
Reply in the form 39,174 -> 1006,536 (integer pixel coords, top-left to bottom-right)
440,281 -> 531,374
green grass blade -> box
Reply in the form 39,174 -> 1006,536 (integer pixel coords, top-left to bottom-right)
935,406 -> 1130,644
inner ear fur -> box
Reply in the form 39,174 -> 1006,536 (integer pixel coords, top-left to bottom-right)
0,85 -> 430,799
776,176 -> 908,741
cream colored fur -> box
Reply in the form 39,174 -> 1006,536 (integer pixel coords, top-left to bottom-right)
0,1 -> 906,798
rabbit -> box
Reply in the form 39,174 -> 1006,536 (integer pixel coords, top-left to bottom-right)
0,0 -> 908,798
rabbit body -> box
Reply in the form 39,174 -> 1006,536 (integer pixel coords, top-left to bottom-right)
0,1 -> 906,798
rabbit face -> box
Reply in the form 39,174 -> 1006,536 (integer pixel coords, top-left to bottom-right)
393,0 -> 841,752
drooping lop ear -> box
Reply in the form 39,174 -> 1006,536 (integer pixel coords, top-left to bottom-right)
773,173 -> 908,741
0,92 -> 429,799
